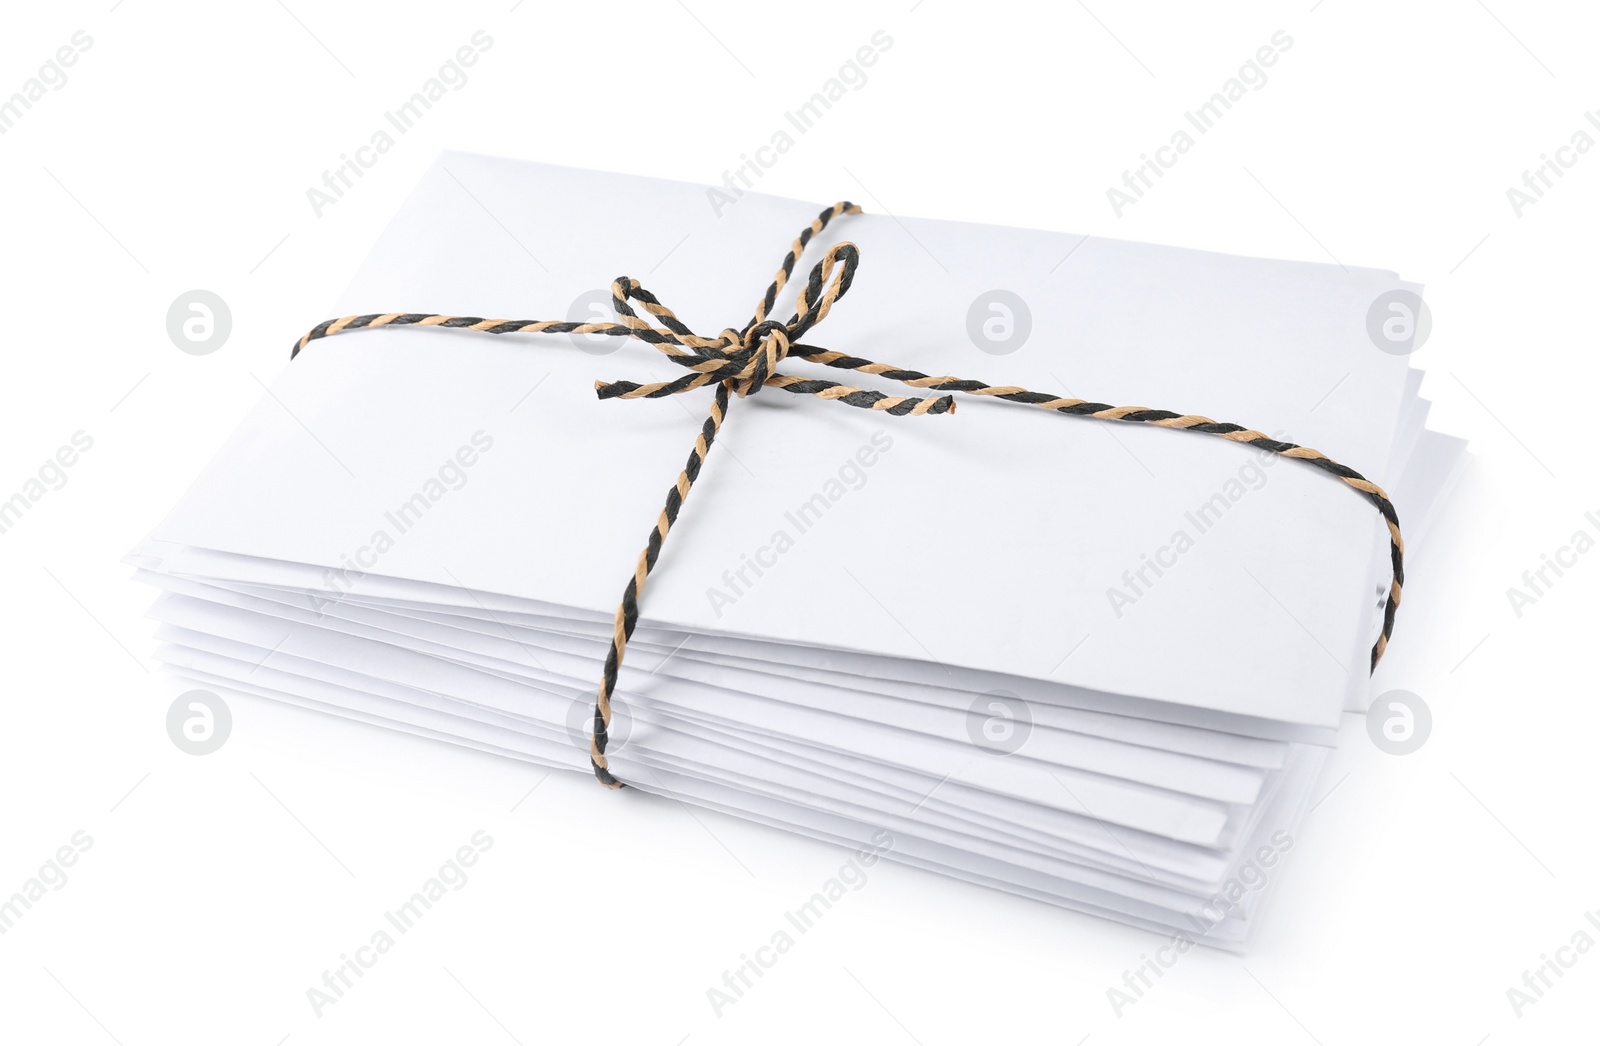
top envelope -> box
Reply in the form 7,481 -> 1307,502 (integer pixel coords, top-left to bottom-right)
144,152 -> 1416,730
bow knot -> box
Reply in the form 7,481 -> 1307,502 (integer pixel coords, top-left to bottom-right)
586,220 -> 953,417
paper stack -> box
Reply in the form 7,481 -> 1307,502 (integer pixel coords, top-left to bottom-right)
130,153 -> 1463,948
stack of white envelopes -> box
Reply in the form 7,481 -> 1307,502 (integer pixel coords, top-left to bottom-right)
130,153 -> 1464,948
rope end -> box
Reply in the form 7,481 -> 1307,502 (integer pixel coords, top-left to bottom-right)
591,759 -> 625,789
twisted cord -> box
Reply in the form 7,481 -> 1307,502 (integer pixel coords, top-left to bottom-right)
293,201 -> 1404,787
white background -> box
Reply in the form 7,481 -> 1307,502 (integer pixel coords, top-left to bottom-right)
1,1 -> 1595,1043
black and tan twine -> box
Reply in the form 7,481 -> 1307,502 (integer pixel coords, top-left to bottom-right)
294,201 -> 1405,789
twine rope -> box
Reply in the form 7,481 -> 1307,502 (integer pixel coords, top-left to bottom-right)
293,201 -> 1405,789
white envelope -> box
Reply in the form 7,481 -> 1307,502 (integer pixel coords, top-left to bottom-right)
137,151 -> 1419,730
